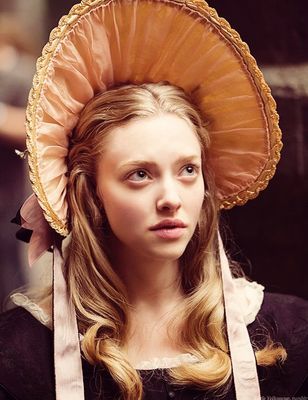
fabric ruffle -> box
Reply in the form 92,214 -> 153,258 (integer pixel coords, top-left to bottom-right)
10,293 -> 52,329
233,277 -> 264,325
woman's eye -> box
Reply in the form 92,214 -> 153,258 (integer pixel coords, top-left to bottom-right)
128,170 -> 149,182
181,164 -> 198,177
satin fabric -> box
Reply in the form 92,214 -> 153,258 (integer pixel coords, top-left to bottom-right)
218,234 -> 261,400
19,194 -> 53,266
53,241 -> 85,399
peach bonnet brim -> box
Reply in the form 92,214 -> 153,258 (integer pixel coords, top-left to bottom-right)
25,0 -> 282,237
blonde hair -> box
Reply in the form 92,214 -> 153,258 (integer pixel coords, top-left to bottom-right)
66,82 -> 286,399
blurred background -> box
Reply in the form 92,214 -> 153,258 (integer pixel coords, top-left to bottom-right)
0,0 -> 307,310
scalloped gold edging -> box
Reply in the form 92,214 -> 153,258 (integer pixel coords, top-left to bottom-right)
25,0 -> 282,236
182,0 -> 282,210
25,0 -> 106,237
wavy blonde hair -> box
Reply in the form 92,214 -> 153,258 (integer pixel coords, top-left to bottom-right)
66,82 -> 286,399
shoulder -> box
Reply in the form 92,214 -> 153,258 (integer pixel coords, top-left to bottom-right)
0,306 -> 53,354
248,292 -> 308,396
0,307 -> 55,400
252,292 -> 308,347
259,291 -> 308,319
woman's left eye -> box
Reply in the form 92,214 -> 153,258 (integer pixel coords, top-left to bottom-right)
128,170 -> 149,182
181,164 -> 198,176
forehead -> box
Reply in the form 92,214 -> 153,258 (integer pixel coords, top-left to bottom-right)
102,113 -> 201,163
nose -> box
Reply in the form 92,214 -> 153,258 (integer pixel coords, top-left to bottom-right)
156,179 -> 182,213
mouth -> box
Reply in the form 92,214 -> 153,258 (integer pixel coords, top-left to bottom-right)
149,219 -> 187,231
149,219 -> 187,239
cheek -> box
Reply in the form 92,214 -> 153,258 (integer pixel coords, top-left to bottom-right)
189,180 -> 205,219
101,189 -> 146,231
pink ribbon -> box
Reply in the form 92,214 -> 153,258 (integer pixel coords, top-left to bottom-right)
218,233 -> 261,400
20,194 -> 85,399
53,240 -> 85,399
20,194 -> 53,266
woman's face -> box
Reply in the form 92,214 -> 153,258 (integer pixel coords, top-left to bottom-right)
96,113 -> 205,262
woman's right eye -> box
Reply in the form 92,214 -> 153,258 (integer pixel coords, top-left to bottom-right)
127,170 -> 149,182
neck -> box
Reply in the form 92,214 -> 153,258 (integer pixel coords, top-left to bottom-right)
110,246 -> 183,310
108,240 -> 185,361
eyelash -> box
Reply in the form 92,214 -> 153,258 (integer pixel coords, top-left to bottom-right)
128,169 -> 149,181
127,164 -> 200,182
181,164 -> 199,176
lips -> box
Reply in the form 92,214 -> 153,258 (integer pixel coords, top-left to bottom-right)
149,219 -> 187,231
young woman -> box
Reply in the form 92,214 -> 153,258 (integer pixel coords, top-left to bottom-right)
0,1 -> 307,400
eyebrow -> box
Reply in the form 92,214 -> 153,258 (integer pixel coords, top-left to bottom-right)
119,155 -> 201,170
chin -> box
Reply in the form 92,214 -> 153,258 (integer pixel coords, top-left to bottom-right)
145,244 -> 187,261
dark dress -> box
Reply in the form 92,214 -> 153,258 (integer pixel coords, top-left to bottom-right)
0,292 -> 307,399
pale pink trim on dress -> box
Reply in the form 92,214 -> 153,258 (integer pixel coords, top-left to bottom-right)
135,353 -> 200,370
10,293 -> 52,329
